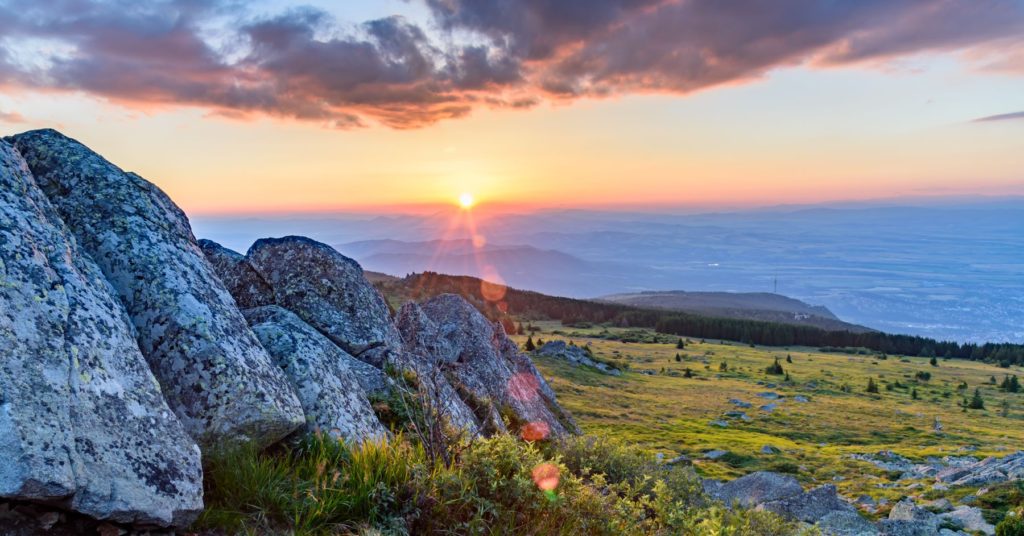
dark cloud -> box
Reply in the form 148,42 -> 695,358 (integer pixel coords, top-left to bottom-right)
973,111 -> 1024,122
0,0 -> 1021,128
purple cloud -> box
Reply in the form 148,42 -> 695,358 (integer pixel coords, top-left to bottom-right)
0,0 -> 1021,128
973,111 -> 1024,122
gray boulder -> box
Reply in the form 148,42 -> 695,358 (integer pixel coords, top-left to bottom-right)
199,239 -> 483,435
397,295 -> 578,437
534,340 -> 621,376
759,484 -> 856,523
243,306 -> 388,443
198,239 -> 273,309
706,471 -> 804,508
0,141 -> 202,526
9,129 -> 304,448
939,505 -> 995,535
246,236 -> 401,356
882,500 -> 940,535
816,510 -> 879,536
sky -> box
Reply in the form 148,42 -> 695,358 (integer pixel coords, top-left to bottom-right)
1,0 -> 1023,215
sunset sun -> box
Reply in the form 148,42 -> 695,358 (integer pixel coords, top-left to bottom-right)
458,192 -> 475,209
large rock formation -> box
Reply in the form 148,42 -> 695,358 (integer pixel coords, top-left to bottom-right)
200,238 -> 577,439
198,239 -> 274,309
246,236 -> 402,356
0,140 -> 202,526
534,340 -> 622,376
397,295 -> 579,438
243,305 -> 388,442
7,129 -> 304,448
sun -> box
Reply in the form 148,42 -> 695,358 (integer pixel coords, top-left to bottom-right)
458,192 -> 475,209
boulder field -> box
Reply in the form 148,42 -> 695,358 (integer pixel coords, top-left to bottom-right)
0,130 -> 576,529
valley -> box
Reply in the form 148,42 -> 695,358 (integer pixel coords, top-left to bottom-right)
518,321 -> 1024,523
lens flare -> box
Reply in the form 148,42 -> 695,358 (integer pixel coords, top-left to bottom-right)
521,421 -> 551,442
459,192 -> 475,209
532,463 -> 560,492
508,372 -> 540,402
480,266 -> 507,302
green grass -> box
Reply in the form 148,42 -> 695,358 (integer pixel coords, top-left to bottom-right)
519,321 -> 1024,501
195,432 -> 802,535
197,434 -> 419,534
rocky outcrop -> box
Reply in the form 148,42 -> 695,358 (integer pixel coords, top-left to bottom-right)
8,129 -> 305,448
703,471 -> 805,508
705,471 -> 869,533
534,340 -> 622,376
243,306 -> 388,443
880,499 -> 941,535
397,295 -> 579,438
0,140 -> 202,526
758,484 -> 856,524
246,236 -> 402,356
198,239 -> 274,309
851,449 -> 1024,488
816,510 -> 880,535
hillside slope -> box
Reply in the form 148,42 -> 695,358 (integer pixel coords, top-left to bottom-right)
600,290 -> 873,333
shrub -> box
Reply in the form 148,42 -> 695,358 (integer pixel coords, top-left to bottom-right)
766,357 -> 785,375
969,388 -> 986,410
197,433 -> 419,535
197,432 -> 800,535
997,512 -> 1024,536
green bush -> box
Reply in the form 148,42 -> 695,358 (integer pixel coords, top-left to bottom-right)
195,432 -> 800,535
997,512 -> 1024,536
197,433 -> 419,534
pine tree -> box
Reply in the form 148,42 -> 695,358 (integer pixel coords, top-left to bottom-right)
968,388 -> 985,410
683,368 -> 694,378
524,336 -> 536,352
719,361 -> 728,372
766,357 -> 785,375
786,354 -> 793,363
930,356 -> 938,367
911,387 -> 919,400
676,338 -> 685,349
674,353 -> 682,362
784,372 -> 791,382
866,378 -> 879,394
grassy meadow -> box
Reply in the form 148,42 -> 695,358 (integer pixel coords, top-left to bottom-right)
517,321 -> 1024,504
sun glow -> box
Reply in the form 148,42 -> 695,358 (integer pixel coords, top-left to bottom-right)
458,192 -> 475,209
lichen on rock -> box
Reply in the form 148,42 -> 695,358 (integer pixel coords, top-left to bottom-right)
7,129 -> 305,448
0,140 -> 202,527
243,305 -> 388,443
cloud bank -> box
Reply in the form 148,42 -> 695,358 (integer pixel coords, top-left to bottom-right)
1,0 -> 1022,128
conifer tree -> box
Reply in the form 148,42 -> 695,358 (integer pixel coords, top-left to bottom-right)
676,338 -> 685,349
968,388 -> 985,410
866,377 -> 879,393
524,336 -> 536,352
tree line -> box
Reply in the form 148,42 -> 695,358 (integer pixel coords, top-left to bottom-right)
379,272 -> 1024,366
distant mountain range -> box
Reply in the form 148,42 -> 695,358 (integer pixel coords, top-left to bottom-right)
340,238 -> 870,332
195,201 -> 1024,342
598,291 -> 873,333
335,238 -> 651,297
